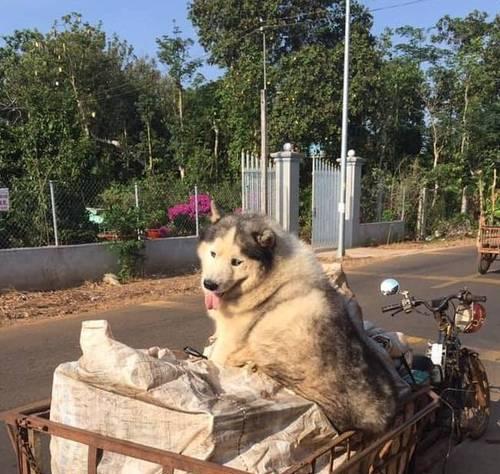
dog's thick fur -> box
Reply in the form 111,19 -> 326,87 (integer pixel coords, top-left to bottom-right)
198,210 -> 397,436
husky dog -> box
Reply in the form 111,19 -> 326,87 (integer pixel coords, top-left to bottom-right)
197,205 -> 397,436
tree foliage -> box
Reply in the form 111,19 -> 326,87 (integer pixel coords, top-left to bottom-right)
0,5 -> 498,247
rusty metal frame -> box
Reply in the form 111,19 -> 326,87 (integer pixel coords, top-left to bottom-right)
1,400 -> 247,474
331,391 -> 440,474
1,388 -> 440,474
479,225 -> 500,255
283,387 -> 440,474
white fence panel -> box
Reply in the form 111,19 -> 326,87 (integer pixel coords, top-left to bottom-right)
241,152 -> 276,219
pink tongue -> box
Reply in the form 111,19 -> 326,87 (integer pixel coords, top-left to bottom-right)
204,292 -> 221,310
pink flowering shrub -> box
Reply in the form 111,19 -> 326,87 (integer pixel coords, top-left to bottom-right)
159,226 -> 171,237
189,194 -> 212,215
167,194 -> 212,234
168,203 -> 193,221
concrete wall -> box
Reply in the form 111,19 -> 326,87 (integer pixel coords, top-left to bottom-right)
357,221 -> 405,247
0,236 -> 199,291
144,236 -> 199,274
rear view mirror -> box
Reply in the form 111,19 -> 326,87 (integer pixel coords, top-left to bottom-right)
380,278 -> 400,296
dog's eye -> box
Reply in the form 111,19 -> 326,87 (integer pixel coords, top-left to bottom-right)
210,251 -> 216,258
231,258 -> 242,267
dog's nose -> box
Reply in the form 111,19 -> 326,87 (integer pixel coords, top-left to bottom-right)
203,279 -> 219,291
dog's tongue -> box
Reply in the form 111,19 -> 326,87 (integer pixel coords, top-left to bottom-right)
204,292 -> 221,310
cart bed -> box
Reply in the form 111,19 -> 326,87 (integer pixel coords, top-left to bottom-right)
1,388 -> 439,474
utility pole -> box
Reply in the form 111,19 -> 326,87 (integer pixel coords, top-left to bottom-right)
337,0 -> 351,259
260,21 -> 268,214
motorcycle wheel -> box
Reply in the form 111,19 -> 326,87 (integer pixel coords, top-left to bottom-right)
477,254 -> 492,274
459,351 -> 490,439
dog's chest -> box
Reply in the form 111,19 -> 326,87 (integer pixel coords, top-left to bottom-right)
209,310 -> 255,365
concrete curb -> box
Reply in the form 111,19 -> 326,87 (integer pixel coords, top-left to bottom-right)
315,240 -> 475,266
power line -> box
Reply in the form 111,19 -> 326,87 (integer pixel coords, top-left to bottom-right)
370,0 -> 433,12
232,0 -> 436,44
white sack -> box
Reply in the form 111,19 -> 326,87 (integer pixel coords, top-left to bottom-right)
50,320 -> 338,474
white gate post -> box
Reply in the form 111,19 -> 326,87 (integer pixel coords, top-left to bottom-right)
271,144 -> 303,234
342,150 -> 364,248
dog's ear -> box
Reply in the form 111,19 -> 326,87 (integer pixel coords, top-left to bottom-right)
210,200 -> 222,223
255,228 -> 276,249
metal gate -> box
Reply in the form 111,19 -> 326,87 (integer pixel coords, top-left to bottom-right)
241,152 -> 276,218
312,156 -> 341,248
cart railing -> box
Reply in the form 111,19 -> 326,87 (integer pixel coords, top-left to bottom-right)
1,388 -> 439,474
479,225 -> 500,252
285,387 -> 439,474
1,400 -> 246,474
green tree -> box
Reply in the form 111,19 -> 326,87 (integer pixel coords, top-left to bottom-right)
189,0 -> 381,159
156,25 -> 203,176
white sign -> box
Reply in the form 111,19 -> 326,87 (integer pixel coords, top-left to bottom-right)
0,188 -> 10,211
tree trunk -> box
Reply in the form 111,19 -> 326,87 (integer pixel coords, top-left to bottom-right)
430,119 -> 442,209
492,168 -> 497,224
178,86 -> 184,130
460,81 -> 470,156
146,120 -> 153,173
69,74 -> 89,137
478,172 -> 485,225
213,120 -> 219,180
460,186 -> 468,214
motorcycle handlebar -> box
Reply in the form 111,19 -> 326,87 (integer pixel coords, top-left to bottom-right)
382,291 -> 487,316
464,294 -> 487,304
381,303 -> 403,313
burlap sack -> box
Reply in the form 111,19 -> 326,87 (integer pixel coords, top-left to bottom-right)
50,320 -> 339,474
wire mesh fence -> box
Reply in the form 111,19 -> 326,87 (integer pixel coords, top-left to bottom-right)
0,179 -> 55,249
360,168 -> 474,239
360,170 -> 406,224
0,176 -> 242,249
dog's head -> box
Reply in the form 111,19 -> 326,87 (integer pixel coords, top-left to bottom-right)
197,202 -> 277,310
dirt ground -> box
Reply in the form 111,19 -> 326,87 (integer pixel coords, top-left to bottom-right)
0,238 -> 475,327
0,273 -> 202,327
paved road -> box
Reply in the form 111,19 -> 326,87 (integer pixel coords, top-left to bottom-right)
1,245 -> 499,472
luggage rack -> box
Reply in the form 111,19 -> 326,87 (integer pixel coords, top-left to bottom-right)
1,388 -> 439,474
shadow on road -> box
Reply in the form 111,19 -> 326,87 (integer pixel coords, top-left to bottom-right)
440,388 -> 500,474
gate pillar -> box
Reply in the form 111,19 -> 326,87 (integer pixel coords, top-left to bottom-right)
271,144 -> 303,234
343,150 -> 364,248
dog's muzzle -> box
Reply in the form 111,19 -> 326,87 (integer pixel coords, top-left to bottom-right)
203,279 -> 219,291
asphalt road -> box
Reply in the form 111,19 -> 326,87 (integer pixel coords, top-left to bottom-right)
1,245 -> 499,472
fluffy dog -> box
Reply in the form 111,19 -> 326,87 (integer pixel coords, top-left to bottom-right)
197,206 -> 397,436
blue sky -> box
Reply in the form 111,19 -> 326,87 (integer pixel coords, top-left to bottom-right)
0,0 -> 498,80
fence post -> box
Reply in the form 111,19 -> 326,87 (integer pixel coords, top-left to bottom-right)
270,143 -> 303,234
49,180 -> 59,246
134,183 -> 141,240
194,185 -> 199,237
241,151 -> 246,211
400,185 -> 406,220
376,180 -> 384,222
134,183 -> 139,208
416,188 -> 427,240
339,150 -> 364,248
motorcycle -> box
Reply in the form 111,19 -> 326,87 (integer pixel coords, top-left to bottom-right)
380,278 -> 490,441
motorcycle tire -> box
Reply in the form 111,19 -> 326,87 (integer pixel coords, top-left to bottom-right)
459,350 -> 490,439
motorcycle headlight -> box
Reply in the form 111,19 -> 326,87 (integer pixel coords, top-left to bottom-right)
455,304 -> 473,332
455,303 -> 487,333
467,302 -> 487,333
